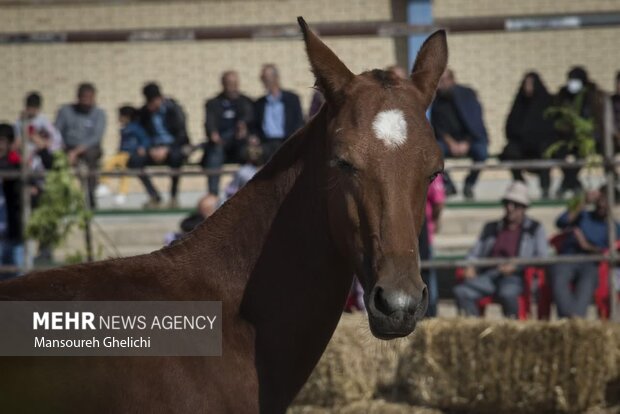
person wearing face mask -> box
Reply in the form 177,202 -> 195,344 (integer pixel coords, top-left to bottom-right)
55,83 -> 107,208
500,72 -> 555,198
552,66 -> 609,199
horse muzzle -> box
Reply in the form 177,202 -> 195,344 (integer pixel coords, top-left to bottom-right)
365,283 -> 428,339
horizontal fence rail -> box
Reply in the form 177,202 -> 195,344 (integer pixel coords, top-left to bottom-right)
0,157 -> 618,179
2,11 -> 620,44
1,254 -> 613,274
420,254 -> 618,270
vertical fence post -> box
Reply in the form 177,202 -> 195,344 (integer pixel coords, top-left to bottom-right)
19,116 -> 32,273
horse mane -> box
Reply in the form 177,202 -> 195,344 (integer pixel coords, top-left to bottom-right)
369,69 -> 399,89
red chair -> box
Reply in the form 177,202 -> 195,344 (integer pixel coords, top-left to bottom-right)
594,241 -> 620,320
455,266 -> 549,320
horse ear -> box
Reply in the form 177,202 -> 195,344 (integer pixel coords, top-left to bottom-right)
410,30 -> 448,108
298,17 -> 354,103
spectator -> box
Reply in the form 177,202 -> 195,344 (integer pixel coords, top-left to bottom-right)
14,92 -> 63,174
551,186 -> 620,318
55,83 -> 106,208
0,123 -> 23,278
453,182 -> 548,318
203,71 -> 255,196
254,64 -> 304,161
420,174 -> 445,317
552,67 -> 608,198
15,92 -> 63,264
164,194 -> 219,245
131,82 -> 190,208
224,142 -> 263,200
426,174 -> 446,240
97,106 -> 150,205
499,72 -> 555,199
430,69 -> 489,199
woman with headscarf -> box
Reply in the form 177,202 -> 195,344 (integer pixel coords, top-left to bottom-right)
552,66 -> 609,198
500,72 -> 555,198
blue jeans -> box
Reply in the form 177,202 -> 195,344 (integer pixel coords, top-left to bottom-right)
202,139 -> 246,195
453,270 -> 523,318
128,146 -> 184,201
438,139 -> 487,188
422,269 -> 438,317
551,262 -> 598,318
0,240 -> 24,280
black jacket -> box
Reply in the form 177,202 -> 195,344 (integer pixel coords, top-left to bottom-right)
140,98 -> 190,148
254,90 -> 304,141
205,93 -> 254,140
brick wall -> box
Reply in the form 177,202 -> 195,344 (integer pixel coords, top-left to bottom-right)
4,0 -> 619,157
434,0 -> 620,154
0,0 -> 396,155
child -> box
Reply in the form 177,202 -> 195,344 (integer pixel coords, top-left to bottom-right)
97,106 -> 149,205
14,92 -> 63,172
0,123 -> 24,277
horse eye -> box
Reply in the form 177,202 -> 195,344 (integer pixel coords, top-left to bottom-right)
330,157 -> 357,173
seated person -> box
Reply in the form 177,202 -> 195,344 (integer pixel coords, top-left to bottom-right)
164,194 -> 219,245
224,143 -> 263,200
97,106 -> 150,205
430,69 -> 488,199
131,83 -> 190,208
551,186 -> 620,318
499,72 -> 555,199
203,70 -> 255,196
453,182 -> 548,318
14,92 -> 63,174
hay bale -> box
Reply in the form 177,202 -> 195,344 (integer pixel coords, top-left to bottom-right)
293,313 -> 409,407
287,406 -> 331,414
606,323 -> 620,408
396,318 -> 617,413
288,400 -> 442,414
340,400 -> 443,414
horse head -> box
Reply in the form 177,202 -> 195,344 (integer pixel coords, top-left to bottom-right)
299,17 -> 447,339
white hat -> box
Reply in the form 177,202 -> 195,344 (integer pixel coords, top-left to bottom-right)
502,181 -> 530,207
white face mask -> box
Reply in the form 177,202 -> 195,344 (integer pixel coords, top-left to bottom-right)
567,78 -> 583,94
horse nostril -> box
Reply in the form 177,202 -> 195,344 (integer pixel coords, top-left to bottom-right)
372,286 -> 416,316
373,287 -> 392,315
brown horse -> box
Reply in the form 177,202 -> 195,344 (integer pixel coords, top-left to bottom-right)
0,18 -> 447,413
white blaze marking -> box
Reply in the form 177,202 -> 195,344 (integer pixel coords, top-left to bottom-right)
372,109 -> 407,148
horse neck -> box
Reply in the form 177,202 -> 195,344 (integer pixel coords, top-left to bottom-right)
243,111 -> 354,411
175,108 -> 353,410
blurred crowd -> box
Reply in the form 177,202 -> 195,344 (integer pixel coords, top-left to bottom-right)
0,62 -> 619,319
